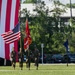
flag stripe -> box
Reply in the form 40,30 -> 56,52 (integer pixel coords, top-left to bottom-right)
14,0 -> 20,61
3,32 -> 20,40
5,0 -> 12,60
0,0 -> 7,58
6,36 -> 21,44
1,31 -> 12,37
1,23 -> 20,46
9,0 -> 16,58
0,0 -> 20,60
4,32 -> 20,42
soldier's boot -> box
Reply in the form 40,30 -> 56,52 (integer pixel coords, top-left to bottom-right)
21,64 -> 23,70
28,67 -> 30,70
13,63 -> 15,70
36,63 -> 38,70
21,67 -> 23,70
28,63 -> 30,70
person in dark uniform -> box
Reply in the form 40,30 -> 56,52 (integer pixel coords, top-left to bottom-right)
25,49 -> 31,70
10,47 -> 16,69
18,48 -> 24,70
34,47 -> 39,70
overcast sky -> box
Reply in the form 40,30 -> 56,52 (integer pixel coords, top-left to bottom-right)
22,0 -> 75,4
42,0 -> 75,4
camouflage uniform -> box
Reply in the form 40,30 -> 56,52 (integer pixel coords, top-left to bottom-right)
25,50 -> 31,70
34,48 -> 39,70
11,49 -> 16,69
18,50 -> 24,70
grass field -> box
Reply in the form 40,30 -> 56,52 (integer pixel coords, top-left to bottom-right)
0,63 -> 75,75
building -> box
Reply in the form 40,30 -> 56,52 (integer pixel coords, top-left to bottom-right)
21,3 -> 75,26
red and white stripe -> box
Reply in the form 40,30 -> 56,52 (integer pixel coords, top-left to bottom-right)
2,31 -> 20,44
0,0 -> 20,60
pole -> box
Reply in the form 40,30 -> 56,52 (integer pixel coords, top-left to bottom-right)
70,0 -> 72,19
67,53 -> 68,66
42,47 -> 43,64
19,0 -> 22,49
41,44 -> 44,65
66,46 -> 69,66
70,0 -> 72,26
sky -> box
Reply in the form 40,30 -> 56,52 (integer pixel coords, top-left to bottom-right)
43,0 -> 75,4
22,0 -> 75,4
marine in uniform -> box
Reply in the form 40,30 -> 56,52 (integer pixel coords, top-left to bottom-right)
34,48 -> 39,70
10,47 -> 16,69
25,49 -> 31,70
18,48 -> 24,70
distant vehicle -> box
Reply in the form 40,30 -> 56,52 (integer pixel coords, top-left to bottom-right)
45,54 -> 52,63
63,53 -> 75,63
51,54 -> 63,63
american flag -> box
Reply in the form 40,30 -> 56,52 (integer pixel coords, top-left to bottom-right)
0,0 -> 20,60
1,23 -> 21,44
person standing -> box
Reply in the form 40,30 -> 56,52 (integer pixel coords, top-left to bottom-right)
18,48 -> 24,70
10,47 -> 16,69
34,47 -> 39,70
25,49 -> 31,70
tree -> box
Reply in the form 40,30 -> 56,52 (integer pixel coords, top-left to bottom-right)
21,0 -> 75,54
30,1 -> 66,53
66,3 -> 75,8
23,0 -> 41,3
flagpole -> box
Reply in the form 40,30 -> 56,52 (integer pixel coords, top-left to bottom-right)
27,18 -> 30,70
19,0 -> 22,50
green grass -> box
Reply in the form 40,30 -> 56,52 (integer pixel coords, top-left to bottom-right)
0,63 -> 75,75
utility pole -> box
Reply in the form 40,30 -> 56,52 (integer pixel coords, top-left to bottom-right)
41,43 -> 44,65
70,0 -> 72,26
70,0 -> 72,19
20,0 -> 22,50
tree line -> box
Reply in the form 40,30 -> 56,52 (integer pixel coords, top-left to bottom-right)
20,0 -> 75,54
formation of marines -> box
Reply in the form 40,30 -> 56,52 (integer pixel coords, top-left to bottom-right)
10,47 -> 39,70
